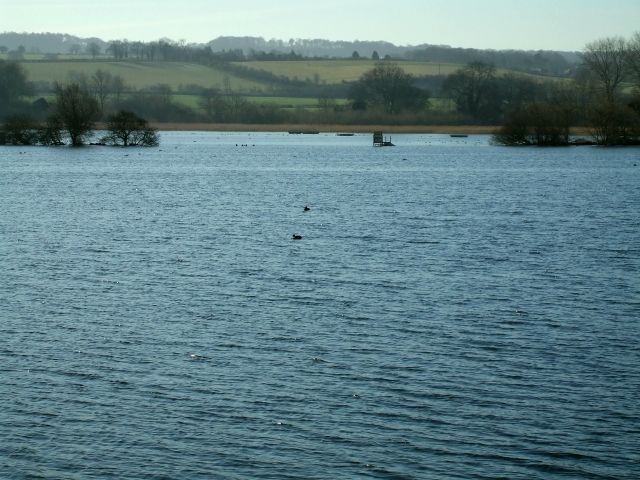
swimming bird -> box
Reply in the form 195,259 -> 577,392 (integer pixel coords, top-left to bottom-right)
189,353 -> 209,361
292,234 -> 303,240
304,205 -> 310,211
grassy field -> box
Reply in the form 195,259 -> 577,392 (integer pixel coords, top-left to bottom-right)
14,58 -> 547,114
237,59 -> 559,83
26,93 -> 352,113
18,59 -> 456,112
145,94 -> 352,112
20,61 -> 265,91
18,59 -> 464,92
18,59 -> 556,95
235,60 -> 464,83
172,94 -> 331,110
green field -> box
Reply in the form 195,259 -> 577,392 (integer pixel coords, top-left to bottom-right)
235,60 -> 464,83
171,94 -> 329,110
26,93 -> 350,113
18,59 -> 553,94
18,59 -> 465,92
150,95 -> 348,111
13,58 -> 550,114
20,61 -> 265,91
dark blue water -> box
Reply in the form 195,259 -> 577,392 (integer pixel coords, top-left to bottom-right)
1,132 -> 639,479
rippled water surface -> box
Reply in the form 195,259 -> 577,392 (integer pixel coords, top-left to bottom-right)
1,132 -> 639,479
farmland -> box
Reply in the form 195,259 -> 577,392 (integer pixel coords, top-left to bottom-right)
15,58 -> 557,96
16,59 -> 468,93
8,57 -> 565,120
19,61 -> 265,92
234,60 -> 463,83
13,59 -> 466,113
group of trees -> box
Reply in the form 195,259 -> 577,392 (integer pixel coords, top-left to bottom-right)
98,38 -> 405,64
408,46 -> 575,77
347,62 -> 429,114
490,33 -> 640,145
3,32 -> 640,146
0,61 -> 158,146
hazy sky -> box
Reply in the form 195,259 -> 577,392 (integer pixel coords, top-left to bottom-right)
3,0 -> 639,51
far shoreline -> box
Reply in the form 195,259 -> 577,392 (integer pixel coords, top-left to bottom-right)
148,123 -> 593,136
148,123 -> 500,134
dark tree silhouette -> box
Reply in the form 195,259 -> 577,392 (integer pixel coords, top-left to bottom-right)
102,111 -> 159,146
348,62 -> 428,114
443,61 -> 498,119
54,83 -> 99,146
582,37 -> 627,102
0,60 -> 31,111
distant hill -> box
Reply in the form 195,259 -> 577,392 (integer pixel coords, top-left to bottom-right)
207,36 -> 415,58
208,36 -> 580,76
1,32 -> 580,76
0,32 -> 107,54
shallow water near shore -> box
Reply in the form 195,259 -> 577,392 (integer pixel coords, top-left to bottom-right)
1,132 -> 639,479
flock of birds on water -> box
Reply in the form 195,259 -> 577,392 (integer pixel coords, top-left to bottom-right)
292,205 -> 311,240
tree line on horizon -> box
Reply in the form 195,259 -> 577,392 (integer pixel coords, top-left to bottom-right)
0,32 -> 579,76
1,32 -> 639,146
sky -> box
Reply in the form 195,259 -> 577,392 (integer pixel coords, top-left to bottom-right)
3,0 -> 639,51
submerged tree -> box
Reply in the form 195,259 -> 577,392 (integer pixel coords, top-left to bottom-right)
54,83 -> 99,146
0,113 -> 64,146
101,110 -> 159,146
588,99 -> 640,145
38,114 -> 65,146
0,114 -> 39,145
493,101 -> 573,146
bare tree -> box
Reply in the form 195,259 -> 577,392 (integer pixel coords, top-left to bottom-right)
111,75 -> 126,104
317,93 -> 337,112
107,40 -> 129,60
582,37 -> 628,101
87,42 -> 101,59
199,87 -> 222,119
348,62 -> 428,114
627,32 -> 640,88
1,114 -> 39,145
54,83 -> 99,146
0,60 -> 31,108
443,61 -> 498,118
68,43 -> 82,55
91,69 -> 113,115
101,111 -> 159,146
67,70 -> 90,91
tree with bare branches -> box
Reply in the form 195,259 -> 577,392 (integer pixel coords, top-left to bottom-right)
54,83 -> 99,146
582,37 -> 628,101
627,32 -> 640,88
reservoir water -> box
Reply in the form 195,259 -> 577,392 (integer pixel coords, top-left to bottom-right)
1,132 -> 639,479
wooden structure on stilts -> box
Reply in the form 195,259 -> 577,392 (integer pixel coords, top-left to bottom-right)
373,131 -> 395,147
